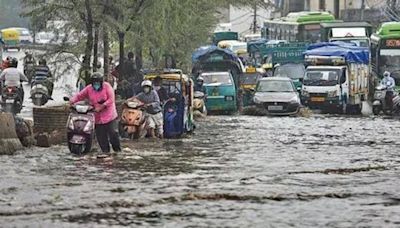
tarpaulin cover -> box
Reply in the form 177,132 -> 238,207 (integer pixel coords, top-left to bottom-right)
304,42 -> 369,64
192,45 -> 239,63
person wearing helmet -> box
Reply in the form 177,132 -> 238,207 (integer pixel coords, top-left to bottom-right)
381,71 -> 396,111
33,59 -> 54,97
194,76 -> 206,94
70,72 -> 121,155
0,58 -> 28,102
1,56 -> 11,70
134,80 -> 163,138
23,52 -> 35,67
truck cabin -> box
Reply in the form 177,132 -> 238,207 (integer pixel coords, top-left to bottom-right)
320,22 -> 372,47
304,56 -> 347,87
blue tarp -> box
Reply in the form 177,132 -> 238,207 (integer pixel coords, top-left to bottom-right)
247,39 -> 268,53
304,42 -> 369,64
191,45 -> 239,63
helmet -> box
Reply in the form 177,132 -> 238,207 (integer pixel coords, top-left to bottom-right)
91,72 -> 104,83
384,71 -> 390,77
10,58 -> 18,68
39,59 -> 47,65
141,80 -> 152,87
197,76 -> 204,82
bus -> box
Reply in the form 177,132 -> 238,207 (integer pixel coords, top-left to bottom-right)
262,11 -> 337,43
320,22 -> 373,47
370,22 -> 400,81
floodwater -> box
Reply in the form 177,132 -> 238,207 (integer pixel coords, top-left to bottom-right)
1,115 -> 400,227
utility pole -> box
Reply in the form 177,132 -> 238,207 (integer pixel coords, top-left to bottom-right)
253,3 -> 257,34
360,0 -> 365,21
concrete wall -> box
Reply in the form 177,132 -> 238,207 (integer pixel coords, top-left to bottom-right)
0,113 -> 23,155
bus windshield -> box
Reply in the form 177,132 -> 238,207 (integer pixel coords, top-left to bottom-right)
379,49 -> 400,74
303,69 -> 342,86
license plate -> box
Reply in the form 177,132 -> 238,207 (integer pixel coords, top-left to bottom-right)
311,97 -> 325,102
5,99 -> 14,104
35,94 -> 43,98
268,105 -> 283,111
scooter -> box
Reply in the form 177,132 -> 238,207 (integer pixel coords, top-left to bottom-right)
31,82 -> 50,106
64,97 -> 95,155
372,85 -> 400,115
120,98 -> 148,139
1,86 -> 23,114
193,91 -> 207,116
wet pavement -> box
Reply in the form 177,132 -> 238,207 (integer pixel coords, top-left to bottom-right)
0,115 -> 400,227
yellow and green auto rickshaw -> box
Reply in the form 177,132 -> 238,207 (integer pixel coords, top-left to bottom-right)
1,28 -> 21,51
144,69 -> 195,138
241,67 -> 262,106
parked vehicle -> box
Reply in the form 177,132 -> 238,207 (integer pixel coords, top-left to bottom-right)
64,97 -> 95,155
212,31 -> 238,45
193,91 -> 207,115
372,85 -> 400,115
1,86 -> 22,114
200,71 -> 237,113
120,98 -> 148,139
144,69 -> 195,138
253,77 -> 301,116
1,28 -> 20,51
302,43 -> 370,114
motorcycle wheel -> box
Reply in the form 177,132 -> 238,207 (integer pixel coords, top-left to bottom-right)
32,97 -> 42,106
373,106 -> 381,115
68,136 -> 93,155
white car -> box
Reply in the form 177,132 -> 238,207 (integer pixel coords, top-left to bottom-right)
35,32 -> 55,44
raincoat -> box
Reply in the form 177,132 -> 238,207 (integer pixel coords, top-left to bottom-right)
71,82 -> 117,124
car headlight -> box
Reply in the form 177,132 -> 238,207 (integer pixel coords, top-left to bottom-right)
225,96 -> 234,101
327,90 -> 337,97
289,96 -> 300,104
302,90 -> 310,97
253,96 -> 261,104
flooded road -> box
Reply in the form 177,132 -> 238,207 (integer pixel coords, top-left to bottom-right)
1,115 -> 400,227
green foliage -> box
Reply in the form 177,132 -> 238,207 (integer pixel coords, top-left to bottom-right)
21,0 -> 274,71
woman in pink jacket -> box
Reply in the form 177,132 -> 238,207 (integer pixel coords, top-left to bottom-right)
70,72 -> 121,154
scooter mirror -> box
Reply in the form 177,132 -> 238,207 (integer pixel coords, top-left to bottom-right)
63,97 -> 70,101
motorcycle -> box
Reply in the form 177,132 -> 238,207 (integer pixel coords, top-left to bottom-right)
119,98 -> 148,139
64,97 -> 95,155
193,91 -> 207,116
1,86 -> 23,114
30,81 -> 50,106
372,85 -> 400,115
24,63 -> 35,83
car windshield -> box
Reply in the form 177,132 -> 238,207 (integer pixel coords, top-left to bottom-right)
240,73 -> 261,85
274,63 -> 305,79
201,73 -> 233,85
257,80 -> 294,92
303,69 -> 341,86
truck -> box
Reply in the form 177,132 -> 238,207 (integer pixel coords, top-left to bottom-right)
271,42 -> 308,91
302,43 -> 370,114
320,22 -> 373,47
212,31 -> 239,45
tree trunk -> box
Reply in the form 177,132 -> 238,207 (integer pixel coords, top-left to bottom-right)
93,23 -> 100,72
103,25 -> 110,81
118,31 -> 125,79
84,0 -> 94,71
135,47 -> 143,71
